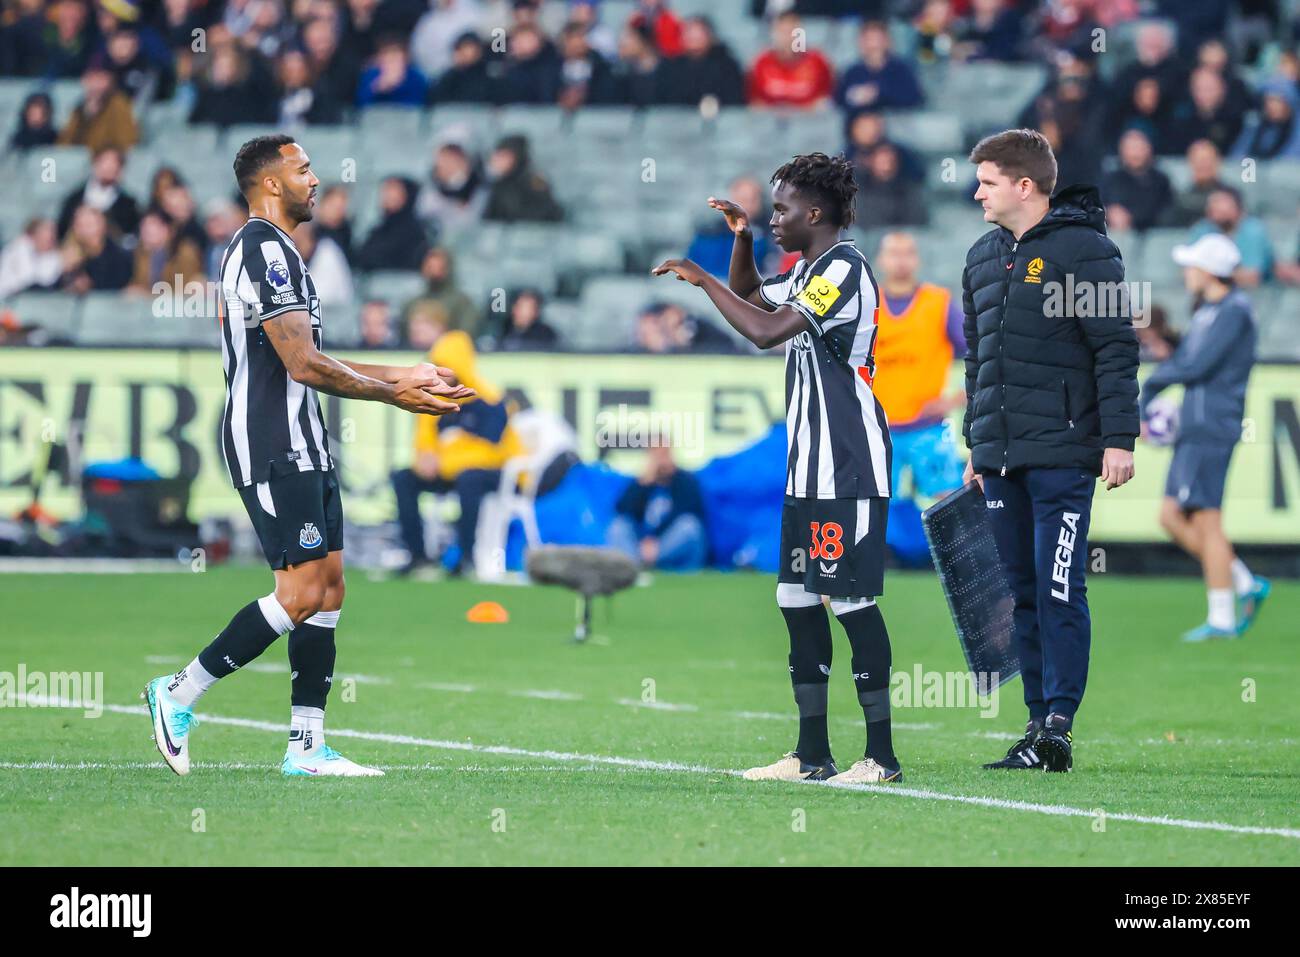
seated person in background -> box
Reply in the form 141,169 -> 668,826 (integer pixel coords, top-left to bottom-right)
359,298 -> 398,349
403,299 -> 448,350
125,208 -> 204,296
0,218 -> 64,299
1190,186 -> 1274,287
1163,139 -> 1227,227
484,135 -> 564,223
499,288 -> 560,351
835,19 -> 926,114
607,442 -> 708,571
1102,128 -> 1173,233
634,301 -> 736,354
746,11 -> 833,110
854,143 -> 928,227
409,246 -> 482,338
355,176 -> 429,273
391,328 -> 521,576
60,205 -> 132,293
687,176 -> 774,279
1135,304 -> 1179,363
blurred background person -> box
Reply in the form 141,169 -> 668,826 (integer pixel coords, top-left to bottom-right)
870,232 -> 966,511
356,175 -> 429,272
9,91 -> 57,150
607,442 -> 708,571
390,325 -> 521,576
498,288 -> 560,351
60,205 -> 132,293
125,208 -> 204,296
0,218 -> 64,299
358,298 -> 398,349
1141,234 -> 1266,642
57,146 -> 140,241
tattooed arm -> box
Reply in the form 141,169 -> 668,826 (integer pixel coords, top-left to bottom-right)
264,310 -> 473,415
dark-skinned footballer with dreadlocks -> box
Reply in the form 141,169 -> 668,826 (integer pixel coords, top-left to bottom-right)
654,152 -> 901,784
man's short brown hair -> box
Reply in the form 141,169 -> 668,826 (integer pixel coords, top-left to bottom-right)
969,128 -> 1058,196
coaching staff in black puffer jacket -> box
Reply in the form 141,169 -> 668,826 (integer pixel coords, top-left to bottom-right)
960,129 -> 1139,773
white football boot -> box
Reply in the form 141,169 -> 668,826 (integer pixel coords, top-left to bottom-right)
741,751 -> 838,782
827,757 -> 903,785
144,675 -> 198,776
282,744 -> 385,777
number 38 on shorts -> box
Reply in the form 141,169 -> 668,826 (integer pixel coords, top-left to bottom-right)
778,496 -> 889,599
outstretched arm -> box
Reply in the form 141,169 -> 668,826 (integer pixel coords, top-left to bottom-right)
264,310 -> 473,415
339,358 -> 461,388
652,258 -> 806,349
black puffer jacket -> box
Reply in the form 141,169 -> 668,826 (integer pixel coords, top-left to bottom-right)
961,184 -> 1140,476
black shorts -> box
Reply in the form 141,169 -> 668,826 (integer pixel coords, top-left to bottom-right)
1165,441 -> 1235,513
778,495 -> 888,598
237,468 -> 344,569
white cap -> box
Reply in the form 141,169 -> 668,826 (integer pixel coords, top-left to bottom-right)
1171,233 -> 1240,279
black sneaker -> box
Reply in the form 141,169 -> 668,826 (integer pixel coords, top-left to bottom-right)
982,719 -> 1044,770
1035,713 -> 1073,772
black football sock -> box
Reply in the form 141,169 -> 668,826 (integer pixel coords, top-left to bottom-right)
288,610 -> 338,755
194,595 -> 294,684
837,603 -> 898,769
781,602 -> 834,764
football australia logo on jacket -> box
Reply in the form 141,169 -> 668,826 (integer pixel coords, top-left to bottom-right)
1024,257 -> 1044,284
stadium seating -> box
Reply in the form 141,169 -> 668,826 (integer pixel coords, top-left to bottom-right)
0,37 -> 1295,358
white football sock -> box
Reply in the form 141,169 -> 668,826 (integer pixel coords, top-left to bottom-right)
289,705 -> 325,756
1230,559 -> 1255,597
1207,588 -> 1235,631
167,656 -> 218,708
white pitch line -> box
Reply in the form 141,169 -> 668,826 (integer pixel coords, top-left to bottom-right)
508,689 -> 584,701
10,696 -> 1300,841
615,698 -> 700,712
820,779 -> 1300,840
418,682 -> 476,693
0,761 -> 603,774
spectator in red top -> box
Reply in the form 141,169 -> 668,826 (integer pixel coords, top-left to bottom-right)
747,12 -> 834,110
629,0 -> 684,58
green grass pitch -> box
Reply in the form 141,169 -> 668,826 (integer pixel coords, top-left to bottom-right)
1,567 -> 1296,866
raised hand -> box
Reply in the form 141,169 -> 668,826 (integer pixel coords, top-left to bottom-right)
708,196 -> 751,235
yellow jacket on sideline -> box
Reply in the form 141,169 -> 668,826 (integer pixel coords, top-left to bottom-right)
413,331 -> 522,480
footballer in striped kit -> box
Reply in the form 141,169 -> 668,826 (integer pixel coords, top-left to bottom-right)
653,152 -> 901,786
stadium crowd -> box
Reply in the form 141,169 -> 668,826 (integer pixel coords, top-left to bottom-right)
0,0 -> 1298,353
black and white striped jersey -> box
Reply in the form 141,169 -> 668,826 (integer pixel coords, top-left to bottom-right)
759,239 -> 892,500
218,215 -> 332,488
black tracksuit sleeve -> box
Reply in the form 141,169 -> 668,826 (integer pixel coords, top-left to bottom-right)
1074,248 -> 1140,451
961,263 -> 978,450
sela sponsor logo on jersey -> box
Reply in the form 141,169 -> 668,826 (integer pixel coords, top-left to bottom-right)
50,887 -> 151,937
299,522 -> 323,548
986,499 -> 1004,509
1050,511 -> 1081,602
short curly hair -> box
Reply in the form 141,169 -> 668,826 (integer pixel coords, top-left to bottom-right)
233,133 -> 295,198
770,152 -> 858,228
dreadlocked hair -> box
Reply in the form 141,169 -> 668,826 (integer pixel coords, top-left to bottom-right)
770,152 -> 858,227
